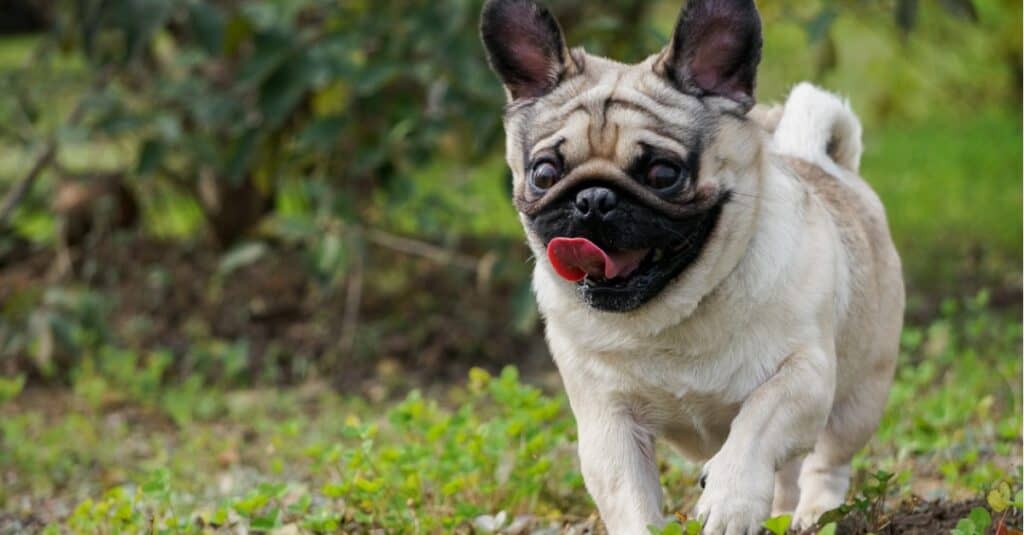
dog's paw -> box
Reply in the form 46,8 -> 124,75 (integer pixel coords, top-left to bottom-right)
791,507 -> 827,531
791,495 -> 843,531
694,454 -> 774,535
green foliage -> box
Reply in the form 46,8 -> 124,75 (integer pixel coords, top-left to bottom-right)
987,480 -> 1023,513
0,0 -> 671,247
951,507 -> 992,535
868,291 -> 1022,491
762,514 -> 791,535
0,374 -> 25,405
0,0 -> 1019,279
818,522 -> 837,535
3,297 -> 1020,531
862,111 -> 1022,287
649,518 -> 702,535
7,365 -> 583,533
0,285 -> 112,378
818,471 -> 896,528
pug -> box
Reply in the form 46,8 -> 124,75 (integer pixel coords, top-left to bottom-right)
479,0 -> 905,533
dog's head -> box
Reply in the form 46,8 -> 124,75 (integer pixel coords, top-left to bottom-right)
482,0 -> 767,314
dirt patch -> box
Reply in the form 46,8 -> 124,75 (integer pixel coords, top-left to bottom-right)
0,234 -> 553,391
832,497 -> 1021,534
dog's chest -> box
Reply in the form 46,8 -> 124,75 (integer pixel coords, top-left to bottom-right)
551,314 -> 789,459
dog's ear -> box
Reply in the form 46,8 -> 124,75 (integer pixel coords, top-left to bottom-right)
658,0 -> 762,111
480,0 -> 574,101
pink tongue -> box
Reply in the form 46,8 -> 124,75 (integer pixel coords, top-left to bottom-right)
546,237 -> 649,282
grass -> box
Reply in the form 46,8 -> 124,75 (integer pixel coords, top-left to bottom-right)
1,293 -> 1019,533
862,109 -> 1023,288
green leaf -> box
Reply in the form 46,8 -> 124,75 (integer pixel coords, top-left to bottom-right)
818,522 -> 837,535
237,31 -> 294,87
223,14 -> 254,54
137,138 -> 165,176
223,129 -> 261,184
141,468 -> 170,496
648,522 -> 683,535
967,507 -> 991,532
989,485 -> 1012,512
189,3 -> 227,54
0,374 -> 26,404
817,505 -> 849,525
218,242 -> 268,276
297,116 -> 346,151
287,493 -> 311,514
952,518 -> 975,535
314,233 -> 347,279
762,514 -> 791,535
250,508 -> 281,530
354,63 -> 401,94
258,53 -> 316,128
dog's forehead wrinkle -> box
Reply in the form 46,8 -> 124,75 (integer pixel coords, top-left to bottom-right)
530,103 -> 703,167
587,72 -> 627,158
508,61 -> 727,210
634,131 -> 689,157
528,130 -> 568,159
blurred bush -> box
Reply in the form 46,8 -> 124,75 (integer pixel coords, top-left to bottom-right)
5,0 -> 673,246
2,0 -> 1016,244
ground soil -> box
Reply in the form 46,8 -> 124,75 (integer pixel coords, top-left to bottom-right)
832,497 -> 1021,534
537,500 -> 1023,534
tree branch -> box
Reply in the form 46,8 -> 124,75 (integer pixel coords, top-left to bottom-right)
0,71 -> 110,231
364,228 -> 480,272
338,230 -> 365,359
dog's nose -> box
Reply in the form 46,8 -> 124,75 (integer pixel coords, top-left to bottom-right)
574,187 -> 618,220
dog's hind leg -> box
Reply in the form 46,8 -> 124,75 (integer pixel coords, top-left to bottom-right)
771,455 -> 803,517
792,375 -> 892,529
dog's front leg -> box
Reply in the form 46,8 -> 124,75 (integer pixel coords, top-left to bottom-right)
562,373 -> 664,535
696,345 -> 835,535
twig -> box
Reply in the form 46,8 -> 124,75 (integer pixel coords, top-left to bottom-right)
0,70 -> 109,231
338,230 -> 365,359
0,141 -> 60,230
364,228 -> 479,271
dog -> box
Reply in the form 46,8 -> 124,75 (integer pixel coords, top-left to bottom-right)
480,0 -> 905,533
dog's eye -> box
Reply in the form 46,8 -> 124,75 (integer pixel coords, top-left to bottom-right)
530,161 -> 561,191
645,162 -> 685,191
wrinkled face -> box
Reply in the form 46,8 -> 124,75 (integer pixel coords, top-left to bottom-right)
482,0 -> 764,312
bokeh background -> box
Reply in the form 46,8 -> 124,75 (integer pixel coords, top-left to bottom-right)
0,1 -> 1020,533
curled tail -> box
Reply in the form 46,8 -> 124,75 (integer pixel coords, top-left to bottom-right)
773,82 -> 863,174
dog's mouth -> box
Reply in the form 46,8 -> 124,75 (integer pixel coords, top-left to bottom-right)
546,238 -> 701,292
543,200 -> 724,312
546,238 -> 649,282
